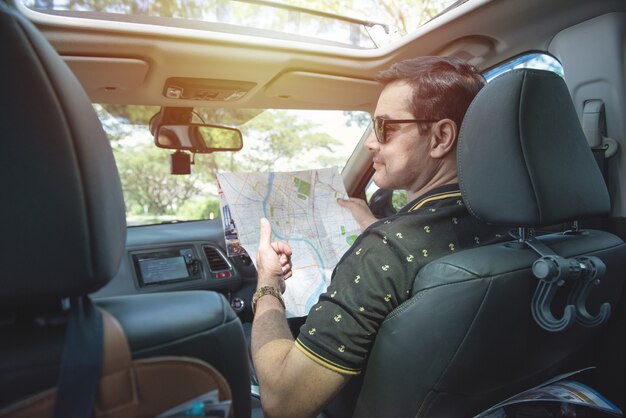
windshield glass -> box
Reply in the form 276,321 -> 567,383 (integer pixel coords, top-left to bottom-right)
96,104 -> 368,226
23,0 -> 465,49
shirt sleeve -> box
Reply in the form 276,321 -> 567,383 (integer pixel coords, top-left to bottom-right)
295,221 -> 420,375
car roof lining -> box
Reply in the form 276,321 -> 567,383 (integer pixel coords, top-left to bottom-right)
22,0 -> 626,113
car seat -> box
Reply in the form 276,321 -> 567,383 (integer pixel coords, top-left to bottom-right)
0,3 -> 250,417
330,69 -> 626,417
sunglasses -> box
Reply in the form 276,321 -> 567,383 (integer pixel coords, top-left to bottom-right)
372,116 -> 438,144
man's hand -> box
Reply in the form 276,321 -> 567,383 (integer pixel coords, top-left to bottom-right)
256,218 -> 293,292
337,197 -> 377,232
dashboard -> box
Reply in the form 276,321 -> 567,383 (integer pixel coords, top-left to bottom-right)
91,220 -> 258,322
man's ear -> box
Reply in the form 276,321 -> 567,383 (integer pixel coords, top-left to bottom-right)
429,118 -> 458,159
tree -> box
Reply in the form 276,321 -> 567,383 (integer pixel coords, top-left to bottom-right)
96,104 -> 159,142
112,141 -> 205,216
344,111 -> 370,128
279,0 -> 455,42
235,110 -> 341,172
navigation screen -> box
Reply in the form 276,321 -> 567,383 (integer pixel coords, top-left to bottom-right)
138,256 -> 189,284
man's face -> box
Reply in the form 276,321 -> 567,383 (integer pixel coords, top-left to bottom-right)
365,81 -> 440,193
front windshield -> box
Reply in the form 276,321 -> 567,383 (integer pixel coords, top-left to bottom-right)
96,105 -> 368,226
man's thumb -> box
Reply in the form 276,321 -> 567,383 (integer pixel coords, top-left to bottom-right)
259,218 -> 272,245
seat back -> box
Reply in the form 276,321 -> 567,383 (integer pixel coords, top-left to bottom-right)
1,310 -> 233,418
0,3 -> 249,417
350,70 -> 626,417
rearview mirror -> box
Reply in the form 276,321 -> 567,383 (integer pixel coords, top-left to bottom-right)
155,124 -> 243,153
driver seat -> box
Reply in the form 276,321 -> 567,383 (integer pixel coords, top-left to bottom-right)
346,69 -> 626,416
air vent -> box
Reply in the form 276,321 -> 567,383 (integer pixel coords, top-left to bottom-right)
203,246 -> 230,272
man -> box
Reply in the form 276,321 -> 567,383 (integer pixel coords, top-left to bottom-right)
251,56 -> 506,418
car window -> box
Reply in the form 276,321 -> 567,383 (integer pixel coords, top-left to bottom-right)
365,180 -> 407,213
484,53 -> 564,80
96,105 -> 369,226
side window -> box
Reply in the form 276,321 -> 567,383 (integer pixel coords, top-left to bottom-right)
365,182 -> 407,213
484,53 -> 564,81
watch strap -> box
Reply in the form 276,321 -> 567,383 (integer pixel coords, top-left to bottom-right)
252,286 -> 285,314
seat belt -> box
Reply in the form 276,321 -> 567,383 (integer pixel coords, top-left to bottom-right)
579,100 -> 625,236
582,100 -> 618,187
53,296 -> 103,418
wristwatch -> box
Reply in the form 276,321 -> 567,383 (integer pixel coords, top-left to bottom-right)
251,286 -> 285,314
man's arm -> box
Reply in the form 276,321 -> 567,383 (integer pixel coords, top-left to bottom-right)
252,218 -> 350,418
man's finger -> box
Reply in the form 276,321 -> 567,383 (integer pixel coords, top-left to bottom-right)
283,262 -> 292,274
337,197 -> 366,209
259,218 -> 272,246
279,254 -> 292,268
271,241 -> 293,257
336,198 -> 351,208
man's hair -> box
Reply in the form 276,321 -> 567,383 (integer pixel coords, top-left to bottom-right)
376,56 -> 485,134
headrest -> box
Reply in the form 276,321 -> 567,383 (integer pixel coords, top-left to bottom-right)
0,3 -> 126,307
458,69 -> 610,227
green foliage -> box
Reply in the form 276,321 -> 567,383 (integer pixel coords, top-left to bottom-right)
194,108 -> 263,126
365,187 -> 407,211
65,0 -> 210,17
235,110 -> 341,171
112,141 -> 207,216
200,198 -> 222,219
392,190 -> 408,211
44,0 -> 457,47
178,197 -> 221,219
101,104 -> 159,124
97,104 -> 159,142
277,0 -> 453,36
343,111 -> 371,128
315,155 -> 348,168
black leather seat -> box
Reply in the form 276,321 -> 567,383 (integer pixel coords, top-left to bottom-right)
344,70 -> 626,417
0,3 -> 250,417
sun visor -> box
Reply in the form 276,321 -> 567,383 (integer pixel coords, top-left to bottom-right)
63,56 -> 149,97
264,71 -> 380,109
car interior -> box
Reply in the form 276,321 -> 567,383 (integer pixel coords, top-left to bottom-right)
1,0 -> 626,417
